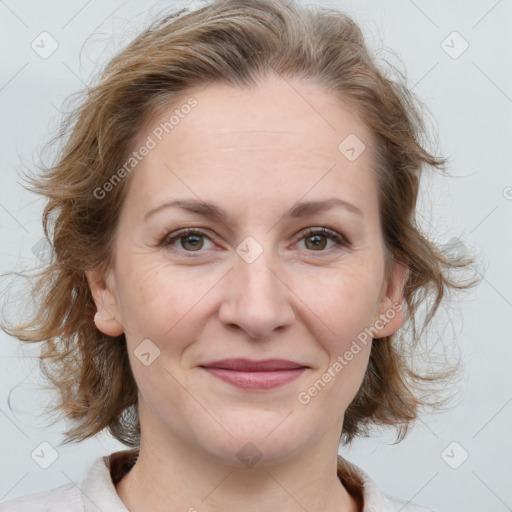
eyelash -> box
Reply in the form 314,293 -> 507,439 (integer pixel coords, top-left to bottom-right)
159,227 -> 351,256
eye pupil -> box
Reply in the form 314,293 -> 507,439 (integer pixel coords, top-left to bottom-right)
305,234 -> 327,250
182,234 -> 203,251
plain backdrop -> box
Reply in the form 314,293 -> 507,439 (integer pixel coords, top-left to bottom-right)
0,1 -> 511,511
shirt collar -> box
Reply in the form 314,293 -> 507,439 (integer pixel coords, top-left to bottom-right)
81,449 -> 136,512
337,455 -> 401,511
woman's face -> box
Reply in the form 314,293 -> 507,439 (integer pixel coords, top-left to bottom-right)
87,73 -> 406,465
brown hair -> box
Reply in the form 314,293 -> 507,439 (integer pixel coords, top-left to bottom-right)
1,0 -> 479,447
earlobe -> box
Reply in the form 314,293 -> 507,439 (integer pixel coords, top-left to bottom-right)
85,266 -> 124,337
374,261 -> 408,339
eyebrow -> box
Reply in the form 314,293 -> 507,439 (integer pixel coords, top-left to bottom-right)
144,197 -> 363,223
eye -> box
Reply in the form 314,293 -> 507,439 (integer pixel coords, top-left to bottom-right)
296,227 -> 350,252
160,228 -> 214,253
160,226 -> 350,256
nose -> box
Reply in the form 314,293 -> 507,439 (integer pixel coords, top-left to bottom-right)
218,250 -> 296,339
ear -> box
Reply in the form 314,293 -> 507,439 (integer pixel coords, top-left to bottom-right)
373,260 -> 408,339
85,265 -> 124,337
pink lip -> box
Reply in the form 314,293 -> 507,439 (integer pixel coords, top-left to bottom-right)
200,358 -> 308,390
200,358 -> 307,371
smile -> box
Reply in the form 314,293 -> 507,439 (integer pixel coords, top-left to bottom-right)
201,367 -> 307,390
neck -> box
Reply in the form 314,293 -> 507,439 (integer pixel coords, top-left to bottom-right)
115,436 -> 361,512
114,399 -> 362,512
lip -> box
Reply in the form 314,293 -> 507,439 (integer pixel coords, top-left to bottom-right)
200,358 -> 308,371
199,358 -> 309,390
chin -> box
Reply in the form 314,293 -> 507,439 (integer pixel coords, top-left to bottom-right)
197,422 -> 309,469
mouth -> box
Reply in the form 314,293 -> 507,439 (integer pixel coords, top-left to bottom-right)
199,358 -> 309,390
200,358 -> 308,371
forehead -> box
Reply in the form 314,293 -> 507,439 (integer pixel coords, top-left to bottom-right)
164,74 -> 371,152
125,74 -> 378,218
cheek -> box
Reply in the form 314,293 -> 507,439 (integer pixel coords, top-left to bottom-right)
304,286 -> 374,410
298,265 -> 381,342
117,257 -> 215,339
296,267 -> 378,399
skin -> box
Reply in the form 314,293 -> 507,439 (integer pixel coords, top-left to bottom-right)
86,72 -> 407,512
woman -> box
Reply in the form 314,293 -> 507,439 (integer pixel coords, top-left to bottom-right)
0,0 -> 478,510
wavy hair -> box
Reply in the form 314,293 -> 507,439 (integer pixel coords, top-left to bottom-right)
1,0 -> 479,447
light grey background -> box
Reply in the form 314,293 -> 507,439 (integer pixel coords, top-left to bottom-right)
1,1 -> 511,511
